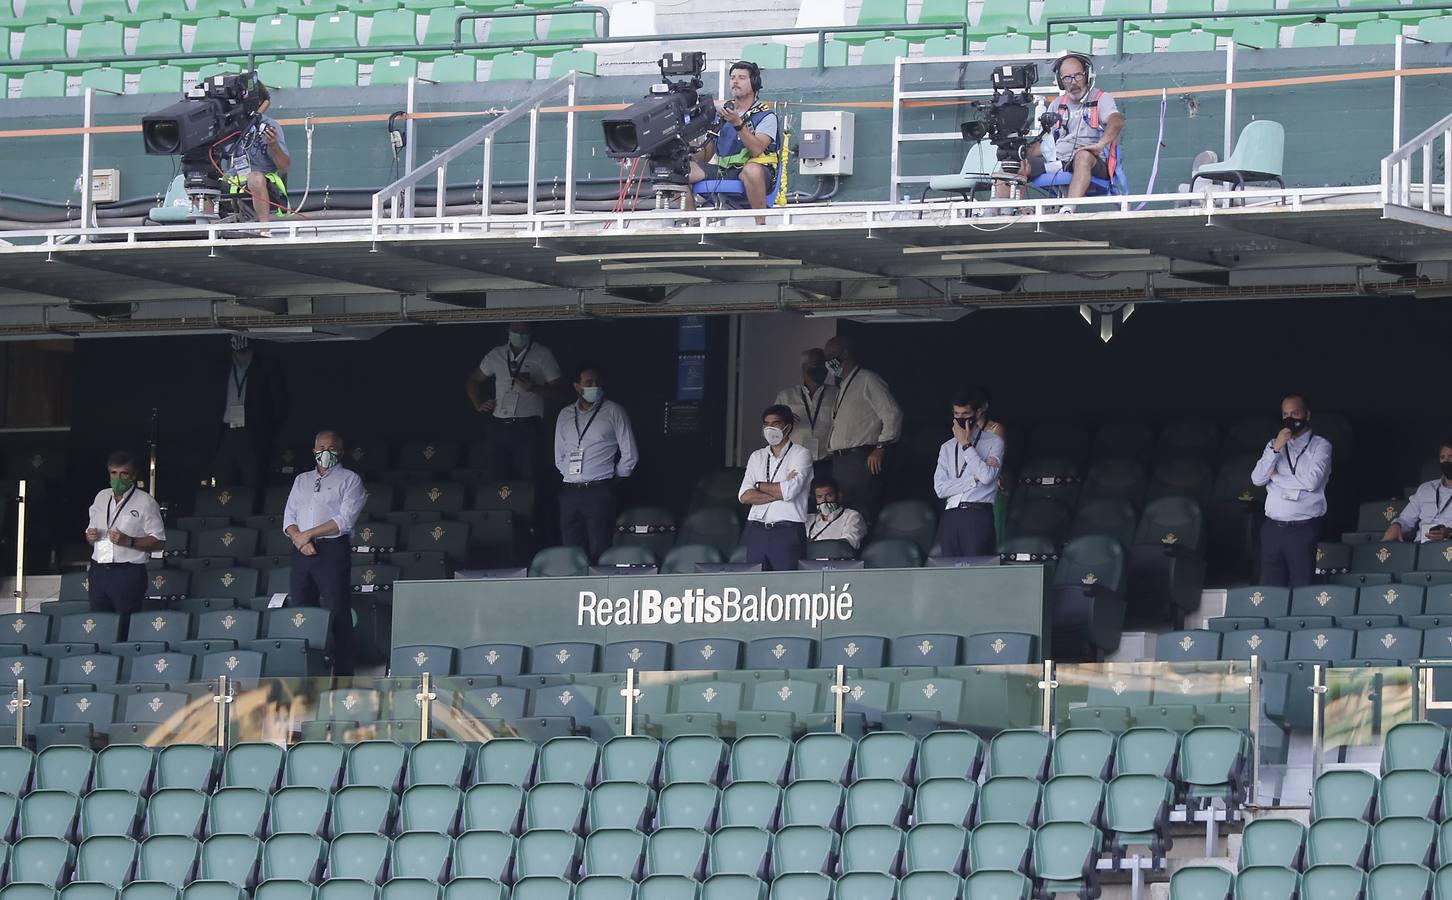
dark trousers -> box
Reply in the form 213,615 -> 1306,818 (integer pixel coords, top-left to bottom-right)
1260,517 -> 1319,588
88,563 -> 147,631
560,481 -> 615,562
213,427 -> 269,488
936,505 -> 996,557
833,447 -> 885,524
488,418 -> 543,481
289,536 -> 355,675
744,521 -> 806,572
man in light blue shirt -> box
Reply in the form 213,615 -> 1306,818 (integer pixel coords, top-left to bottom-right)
933,386 -> 1006,558
553,365 -> 639,562
283,428 -> 367,674
1250,394 -> 1332,587
1385,440 -> 1452,543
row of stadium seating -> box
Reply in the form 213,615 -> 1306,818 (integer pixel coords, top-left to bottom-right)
1167,862 -> 1451,900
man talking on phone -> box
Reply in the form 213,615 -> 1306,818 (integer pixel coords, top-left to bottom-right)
223,81 -> 290,224
1250,393 -> 1332,587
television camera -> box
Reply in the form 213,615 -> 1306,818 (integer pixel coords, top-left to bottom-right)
142,71 -> 270,221
601,52 -> 715,208
961,63 -> 1059,199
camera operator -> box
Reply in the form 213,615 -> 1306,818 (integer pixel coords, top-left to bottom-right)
223,82 -> 290,224
993,53 -> 1123,213
686,61 -> 778,225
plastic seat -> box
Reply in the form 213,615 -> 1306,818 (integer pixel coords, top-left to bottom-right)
1306,818 -> 1371,868
1032,821 -> 1101,898
719,782 -> 781,831
452,830 -> 514,882
1233,865 -> 1298,900
327,833 -> 390,882
1367,864 -> 1433,900
406,739 -> 471,787
1050,729 -> 1114,779
988,729 -> 1050,780
80,789 -> 143,840
1238,817 -> 1305,870
516,829 -> 583,880
390,832 -> 452,882
966,822 -> 1032,873
1314,769 -> 1378,821
1179,726 -> 1247,804
772,825 -> 836,875
331,785 -> 396,837
346,741 -> 407,789
35,744 -> 94,794
21,789 -> 81,839
400,784 -> 462,833
913,777 -> 976,827
655,783 -> 717,832
1042,774 -> 1106,827
311,57 -> 360,88
261,833 -> 326,883
845,778 -> 909,828
1383,721 -> 1447,774
977,776 -> 1041,827
76,835 -> 139,888
525,782 -> 587,832
379,880 -> 441,900
1379,770 -> 1439,822
903,822 -> 968,876
583,828 -> 646,879
1370,816 -> 1435,867
10,835 -> 77,888
271,787 -> 330,836
1168,867 -> 1233,900
1104,774 -> 1173,859
1195,121 -> 1286,191
663,735 -> 727,785
463,783 -> 524,833
599,735 -> 661,787
220,742 -> 284,792
574,876 -> 633,900
209,787 -> 268,837
856,731 -> 917,782
198,834 -> 261,888
1299,865 -> 1365,900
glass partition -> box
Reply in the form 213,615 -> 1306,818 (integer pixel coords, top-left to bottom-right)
1053,660 -> 1253,734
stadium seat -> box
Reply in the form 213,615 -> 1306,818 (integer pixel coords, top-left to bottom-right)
966,821 -> 1033,873
1168,867 -> 1233,900
1239,817 -> 1305,870
1383,721 -> 1448,774
1370,816 -> 1436,866
328,833 -> 390,882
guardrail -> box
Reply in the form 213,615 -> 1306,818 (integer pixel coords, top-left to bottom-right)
1382,107 -> 1452,213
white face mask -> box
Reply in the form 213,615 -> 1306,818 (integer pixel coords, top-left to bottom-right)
314,449 -> 339,469
508,331 -> 530,350
581,386 -> 603,404
763,426 -> 787,446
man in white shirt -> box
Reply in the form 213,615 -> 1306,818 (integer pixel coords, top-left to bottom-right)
823,335 -> 903,524
933,386 -> 1006,558
739,404 -> 815,571
804,477 -> 867,551
85,451 -> 166,623
774,347 -> 837,484
283,429 -> 368,675
1250,393 -> 1332,587
212,335 -> 289,488
554,365 -> 639,562
1385,440 -> 1452,543
465,322 -> 563,480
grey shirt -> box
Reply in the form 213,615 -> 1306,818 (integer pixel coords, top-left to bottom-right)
227,115 -> 288,177
1052,89 -> 1119,162
1394,478 -> 1452,542
827,366 -> 904,452
1250,430 -> 1332,522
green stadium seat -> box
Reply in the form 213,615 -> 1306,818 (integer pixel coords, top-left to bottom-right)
586,781 -> 651,832
1367,864 -> 1434,900
1307,819 -> 1371,868
345,740 -> 406,789
1168,867 -> 1233,900
21,789 -> 81,839
223,742 -> 285,791
966,822 -> 1032,873
1314,769 -> 1378,821
76,835 -> 139,888
1239,817 -> 1305,870
839,0 -> 905,43
1041,774 -> 1106,826
442,881 -> 504,900
208,787 -> 268,837
987,728 -> 1049,780
80,789 -> 144,840
525,782 -> 587,832
330,785 -> 396,836
137,834 -> 201,887
427,52 -> 479,81
677,508 -> 742,557
21,69 -> 68,98
63,884 -> 124,900
583,828 -> 646,879
962,871 -> 1033,900
1047,729 -> 1112,780
10,836 -> 76,888
1157,630 -> 1221,661
1384,721 -> 1447,774
391,832 -> 452,882
327,833 -> 389,882
310,57 -> 359,87
859,36 -> 908,64
839,824 -> 903,875
719,782 -> 781,831
485,9 -> 537,45
541,6 -> 596,42
801,38 -> 850,66
198,834 -> 261,887
976,776 -> 1040,826
546,48 -> 596,75
967,0 -> 1028,36
517,829 -> 583,880
1300,864 -> 1364,899
1371,817 -> 1436,866
903,822 -> 967,875
62,21 -> 124,75
91,744 -> 149,796
35,744 -> 93,794
270,787 -> 330,835
1104,773 -> 1173,859
452,831 -> 513,882
1032,821 -> 1101,897
487,49 -> 537,78
781,781 -> 845,831
380,882 -> 441,900
657,784 -> 719,831
407,738 -> 471,786
845,778 -> 910,828
252,13 -> 301,63
913,777 -> 975,826
261,833 -> 326,883
1418,15 -> 1452,39
1354,18 -> 1403,41
371,54 -> 420,84
507,878 -> 570,900
768,872 -> 829,900
256,885 -> 317,900
318,881 -> 380,900
771,825 -> 836,875
1291,20 -> 1342,45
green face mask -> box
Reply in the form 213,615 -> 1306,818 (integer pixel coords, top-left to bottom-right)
110,476 -> 134,493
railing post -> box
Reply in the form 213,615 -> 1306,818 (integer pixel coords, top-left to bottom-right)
622,668 -> 636,737
1443,130 -> 1451,214
1394,34 -> 1404,152
435,166 -> 447,220
1248,655 -> 1261,803
10,680 -> 28,748
832,664 -> 848,734
417,672 -> 435,742
405,77 -> 419,219
483,134 -> 494,223
80,87 -> 95,242
1038,659 -> 1056,735
526,107 -> 540,218
1311,664 -> 1326,785
13,480 -> 25,615
1418,662 -> 1430,721
564,73 -> 577,217
1223,41 -> 1236,160
213,674 -> 233,749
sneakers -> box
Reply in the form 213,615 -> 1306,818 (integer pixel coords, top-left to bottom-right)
1057,204 -> 1076,215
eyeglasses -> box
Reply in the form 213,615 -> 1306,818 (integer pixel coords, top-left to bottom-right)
1061,72 -> 1088,83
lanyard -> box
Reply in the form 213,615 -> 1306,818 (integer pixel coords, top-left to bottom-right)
1436,485 -> 1452,518
800,386 -> 825,431
831,367 -> 860,423
809,509 -> 842,541
106,488 -> 136,531
764,448 -> 789,484
574,402 -> 604,444
230,363 -> 249,401
953,423 -> 985,478
507,344 -> 533,379
1283,431 -> 1313,475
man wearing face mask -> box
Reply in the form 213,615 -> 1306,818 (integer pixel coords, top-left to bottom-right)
823,335 -> 902,524
1384,441 -> 1452,543
212,335 -> 289,488
740,405 -> 815,571
86,451 -> 167,625
933,386 -> 1006,558
805,478 -> 867,551
1250,394 -> 1332,587
554,365 -> 639,562
774,348 -> 837,484
283,429 -> 367,675
465,322 -> 563,480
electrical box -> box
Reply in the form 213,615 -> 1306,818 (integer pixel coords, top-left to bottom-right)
797,110 -> 854,177
90,169 -> 120,203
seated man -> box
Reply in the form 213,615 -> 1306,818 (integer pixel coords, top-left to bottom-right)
994,52 -> 1124,213
222,79 -> 290,225
1384,439 -> 1452,543
805,478 -> 867,551
686,60 -> 778,225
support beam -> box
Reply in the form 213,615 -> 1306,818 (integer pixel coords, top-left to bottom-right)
382,244 -> 583,290
221,250 -> 420,294
1210,219 -> 1395,263
0,273 -> 108,305
55,253 -> 249,300
1041,225 -> 1235,270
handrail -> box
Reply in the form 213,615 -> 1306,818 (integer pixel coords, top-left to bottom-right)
0,22 -> 968,75
1044,3 -> 1452,52
371,69 -> 578,226
451,5 -> 609,44
1381,105 -> 1452,210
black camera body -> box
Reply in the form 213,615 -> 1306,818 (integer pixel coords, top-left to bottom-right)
601,52 -> 715,187
142,71 -> 267,192
961,63 -> 1056,169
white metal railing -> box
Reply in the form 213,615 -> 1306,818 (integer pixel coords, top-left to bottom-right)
1382,107 -> 1452,216
371,70 -> 579,229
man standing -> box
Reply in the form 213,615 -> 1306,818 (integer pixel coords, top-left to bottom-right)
775,348 -> 836,483
1384,440 -> 1452,543
554,365 -> 639,562
283,429 -> 367,675
740,405 -> 814,571
465,322 -> 563,481
1250,394 -> 1332,587
86,451 -> 166,626
824,335 -> 902,524
805,477 -> 867,551
933,387 -> 1006,558
212,335 -> 289,488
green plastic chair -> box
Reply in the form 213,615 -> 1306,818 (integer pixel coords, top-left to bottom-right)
21,68 -> 67,97
1353,21 -> 1404,44
452,831 -> 514,882
478,736 -> 539,786
1168,866 -> 1233,900
1195,120 -> 1285,190
191,16 -> 244,62
542,5 -> 595,41
590,781 -> 653,831
371,54 -> 420,85
968,0 -> 1028,36
331,785 -> 396,836
1167,28 -> 1217,50
738,41 -> 787,68
982,31 -> 1030,52
62,20 -> 124,74
77,835 -> 140,889
966,822 -> 1032,873
547,47 -> 595,75
110,0 -> 181,24
1306,819 -> 1371,868
311,56 -> 360,87
1033,822 -> 1102,897
1290,21 -> 1341,46
1370,818 -> 1436,867
80,789 -> 144,840
859,36 -> 908,64
1238,818 -> 1305,870
963,871 -> 1032,900
17,22 -> 69,72
251,13 -> 301,61
419,5 -> 475,57
367,7 -> 419,50
1054,27 -> 1094,51
430,51 -> 479,80
1383,721 -> 1448,774
135,63 -> 183,93
920,33 -> 969,55
261,834 -> 327,883
209,787 -> 269,836
304,9 -> 360,59
529,545 -> 589,576
903,822 -> 968,874
118,18 -> 183,72
11,836 -> 77,887
1234,866 -> 1298,900
258,59 -> 304,88
1078,0 -> 1150,35
1368,864 -> 1434,900
326,833 -> 390,882
1141,0 -> 1212,34
136,834 -> 201,887
1300,865 -> 1365,900
174,0 -> 246,22
1226,19 -> 1280,47
485,8 -> 538,45
60,0 -> 129,23
391,832 -> 452,882
977,776 -> 1041,826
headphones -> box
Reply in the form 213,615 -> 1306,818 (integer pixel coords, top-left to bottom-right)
731,60 -> 763,95
1050,52 -> 1095,92
387,110 -> 408,157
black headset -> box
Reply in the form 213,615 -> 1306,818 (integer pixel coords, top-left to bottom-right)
1050,52 -> 1095,91
731,60 -> 763,94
